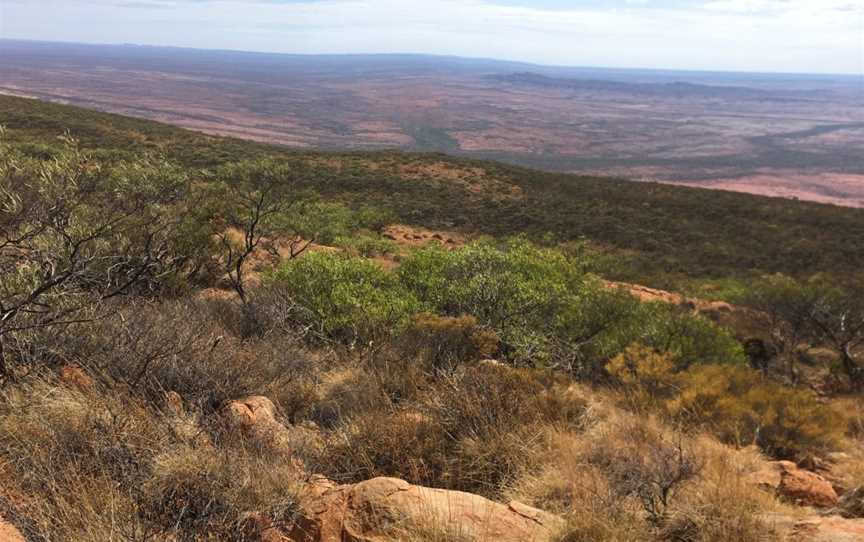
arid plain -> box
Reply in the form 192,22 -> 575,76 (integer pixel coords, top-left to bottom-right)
2,40 -> 862,206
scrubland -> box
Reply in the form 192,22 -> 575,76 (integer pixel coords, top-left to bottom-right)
0,97 -> 863,540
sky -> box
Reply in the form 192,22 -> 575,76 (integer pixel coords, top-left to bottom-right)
1,0 -> 862,74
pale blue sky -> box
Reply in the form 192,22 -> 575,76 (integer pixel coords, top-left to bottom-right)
1,0 -> 862,74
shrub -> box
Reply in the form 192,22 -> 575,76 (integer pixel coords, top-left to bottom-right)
583,422 -> 703,526
75,298 -> 312,409
316,408 -> 451,487
397,240 -> 744,372
0,379 -> 166,538
266,251 -> 421,345
143,446 -> 302,538
644,308 -> 746,369
661,436 -> 783,542
512,415 -> 778,542
400,313 -> 500,370
608,349 -> 845,459
606,345 -> 679,411
397,239 -> 623,366
429,364 -> 586,495
315,363 -> 586,498
0,375 -> 305,541
277,200 -> 396,247
338,233 -> 397,257
668,364 -> 845,459
285,200 -> 357,245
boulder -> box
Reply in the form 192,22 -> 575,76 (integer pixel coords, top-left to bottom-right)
222,396 -> 293,452
751,461 -> 839,508
288,476 -> 563,542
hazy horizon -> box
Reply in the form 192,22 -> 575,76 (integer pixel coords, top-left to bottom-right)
1,0 -> 862,76
2,38 -> 861,79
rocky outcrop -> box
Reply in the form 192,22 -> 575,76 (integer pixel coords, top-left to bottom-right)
751,461 -> 839,508
287,476 -> 563,542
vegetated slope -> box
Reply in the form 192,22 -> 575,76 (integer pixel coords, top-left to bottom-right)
2,94 -> 863,287
3,94 -> 864,542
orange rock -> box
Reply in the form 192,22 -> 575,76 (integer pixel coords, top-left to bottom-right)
0,516 -> 26,542
786,515 -> 864,542
288,476 -> 563,542
751,461 -> 839,508
59,364 -> 93,389
221,396 -> 295,455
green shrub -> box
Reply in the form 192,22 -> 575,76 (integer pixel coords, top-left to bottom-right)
338,233 -> 397,257
400,313 -> 500,370
286,200 -> 357,245
266,251 -> 420,344
398,239 -> 597,364
644,307 -> 747,369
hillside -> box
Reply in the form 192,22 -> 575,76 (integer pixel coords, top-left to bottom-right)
1,96 -> 863,542
2,94 -> 864,290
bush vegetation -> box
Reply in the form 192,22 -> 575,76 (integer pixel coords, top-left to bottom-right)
3,94 -> 864,289
0,98 -> 861,541
607,345 -> 846,459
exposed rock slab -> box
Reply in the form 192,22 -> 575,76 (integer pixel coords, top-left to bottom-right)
766,513 -> 864,542
288,476 -> 563,542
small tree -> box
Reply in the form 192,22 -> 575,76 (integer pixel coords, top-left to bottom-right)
805,279 -> 864,390
214,160 -> 311,303
0,134 -> 191,377
738,274 -> 814,382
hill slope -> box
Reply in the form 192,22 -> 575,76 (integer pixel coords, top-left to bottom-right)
2,94 -> 863,287
2,94 -> 864,542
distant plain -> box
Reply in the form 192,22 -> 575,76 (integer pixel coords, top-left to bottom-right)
1,40 -> 862,206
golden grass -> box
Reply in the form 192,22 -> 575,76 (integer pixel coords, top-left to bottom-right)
509,392 -> 790,542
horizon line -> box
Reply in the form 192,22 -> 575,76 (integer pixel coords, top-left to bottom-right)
2,37 -> 861,79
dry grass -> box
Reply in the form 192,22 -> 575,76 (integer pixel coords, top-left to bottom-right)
0,292 -> 859,541
0,372 -> 304,541
309,363 -> 585,498
509,393 -> 788,542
